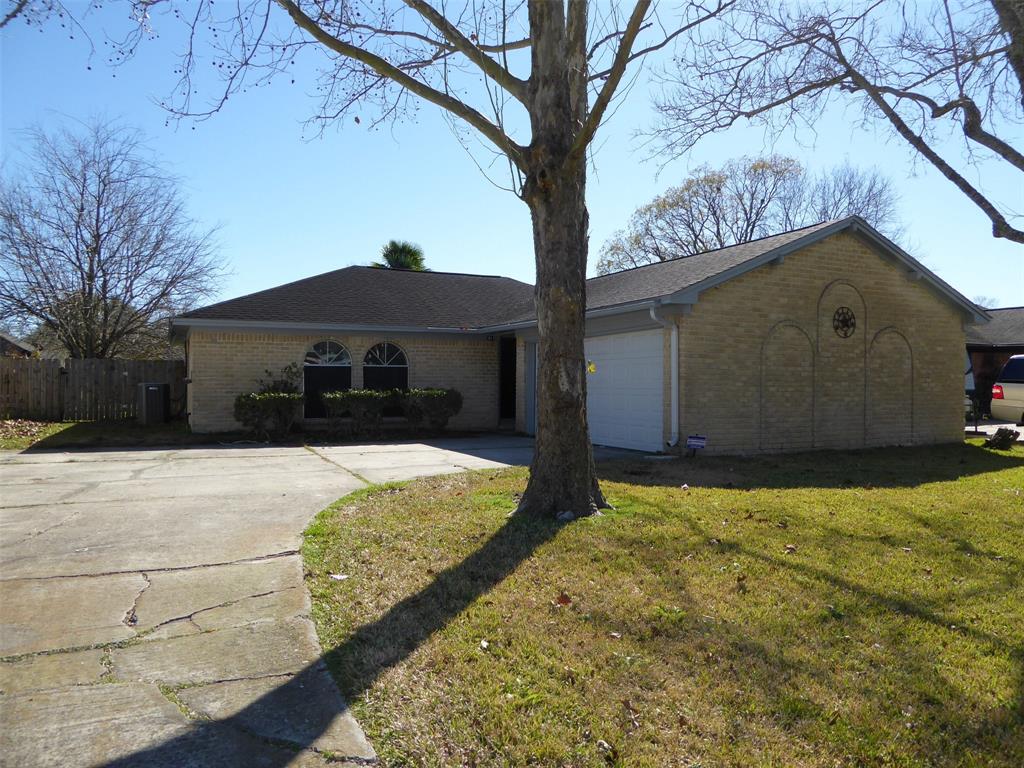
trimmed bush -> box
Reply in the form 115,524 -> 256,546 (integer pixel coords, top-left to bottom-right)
320,388 -> 463,436
322,389 -> 396,437
233,363 -> 304,441
404,388 -> 463,431
233,392 -> 302,440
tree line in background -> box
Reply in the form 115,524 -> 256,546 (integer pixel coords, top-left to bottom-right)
597,156 -> 902,275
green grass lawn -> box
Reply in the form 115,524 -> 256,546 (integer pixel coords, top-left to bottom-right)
304,440 -> 1024,767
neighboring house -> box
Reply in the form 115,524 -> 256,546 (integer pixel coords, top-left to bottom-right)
171,217 -> 987,454
0,332 -> 36,358
966,306 -> 1024,414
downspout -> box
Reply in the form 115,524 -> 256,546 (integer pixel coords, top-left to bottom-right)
650,303 -> 680,448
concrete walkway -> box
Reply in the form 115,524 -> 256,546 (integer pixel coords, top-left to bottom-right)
0,435 -> 545,767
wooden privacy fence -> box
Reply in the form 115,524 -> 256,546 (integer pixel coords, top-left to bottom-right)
0,358 -> 185,421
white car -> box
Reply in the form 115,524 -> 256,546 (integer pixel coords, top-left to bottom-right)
991,355 -> 1024,424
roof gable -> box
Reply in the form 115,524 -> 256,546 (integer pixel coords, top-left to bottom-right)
581,216 -> 987,324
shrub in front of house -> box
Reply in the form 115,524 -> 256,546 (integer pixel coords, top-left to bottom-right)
321,389 -> 396,437
234,363 -> 304,440
404,388 -> 463,431
233,392 -> 302,440
321,388 -> 463,437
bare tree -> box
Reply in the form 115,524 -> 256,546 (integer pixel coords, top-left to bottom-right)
0,120 -> 222,358
655,0 -> 1024,244
20,0 -> 731,516
597,156 -> 902,274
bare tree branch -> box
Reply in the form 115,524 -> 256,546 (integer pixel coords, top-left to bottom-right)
568,0 -> 650,168
0,0 -> 29,28
275,0 -> 527,167
655,0 -> 1024,244
403,0 -> 527,103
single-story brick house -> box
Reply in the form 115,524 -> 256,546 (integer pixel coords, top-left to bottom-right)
966,306 -> 1024,414
171,217 -> 987,453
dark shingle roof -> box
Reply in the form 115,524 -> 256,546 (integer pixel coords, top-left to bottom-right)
966,307 -> 1024,347
490,220 -> 842,324
177,266 -> 535,329
176,217 -> 983,331
588,220 -> 838,310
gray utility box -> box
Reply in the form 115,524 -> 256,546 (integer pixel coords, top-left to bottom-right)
137,382 -> 169,425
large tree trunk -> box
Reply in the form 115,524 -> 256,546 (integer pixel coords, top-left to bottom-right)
516,0 -> 607,518
518,169 -> 608,518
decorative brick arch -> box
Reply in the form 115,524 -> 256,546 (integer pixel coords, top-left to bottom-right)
759,321 -> 815,452
815,279 -> 868,449
815,279 -> 868,352
867,327 -> 914,445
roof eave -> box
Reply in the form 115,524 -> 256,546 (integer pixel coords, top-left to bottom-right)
476,298 -> 667,333
169,317 -> 489,337
846,218 -> 991,324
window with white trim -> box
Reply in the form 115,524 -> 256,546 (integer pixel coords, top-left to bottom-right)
303,341 -> 352,418
363,342 -> 408,391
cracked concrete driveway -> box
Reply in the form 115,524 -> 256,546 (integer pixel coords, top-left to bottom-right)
0,435 -> 543,767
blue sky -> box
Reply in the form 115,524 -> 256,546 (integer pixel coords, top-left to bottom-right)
2,4 -> 1021,308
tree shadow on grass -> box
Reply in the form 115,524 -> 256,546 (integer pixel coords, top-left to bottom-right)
102,511 -> 564,767
614,490 -> 1024,760
600,441 -> 1024,490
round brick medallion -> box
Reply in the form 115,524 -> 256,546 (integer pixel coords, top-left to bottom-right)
833,306 -> 856,338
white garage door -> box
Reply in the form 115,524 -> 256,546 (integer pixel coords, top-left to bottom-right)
585,329 -> 664,452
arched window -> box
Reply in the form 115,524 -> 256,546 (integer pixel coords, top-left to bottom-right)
305,341 -> 351,366
363,342 -> 408,391
303,341 -> 351,418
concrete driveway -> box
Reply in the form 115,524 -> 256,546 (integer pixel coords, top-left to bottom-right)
0,435 -> 545,767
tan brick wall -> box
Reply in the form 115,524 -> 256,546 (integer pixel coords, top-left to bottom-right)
186,330 -> 499,433
677,231 -> 966,454
514,337 -> 528,434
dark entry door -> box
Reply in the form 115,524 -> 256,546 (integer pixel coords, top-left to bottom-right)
304,366 -> 351,418
499,336 -> 516,420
